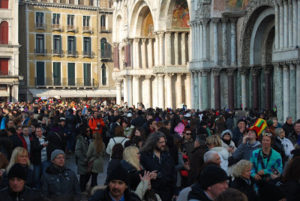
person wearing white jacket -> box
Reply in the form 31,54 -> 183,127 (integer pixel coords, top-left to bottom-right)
106,126 -> 129,158
220,129 -> 237,157
275,128 -> 294,158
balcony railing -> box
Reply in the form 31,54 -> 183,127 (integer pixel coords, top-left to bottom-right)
83,51 -> 94,58
67,50 -> 78,57
100,50 -> 112,61
34,49 -> 47,56
35,78 -> 98,88
66,25 -> 77,32
100,27 -> 111,33
51,24 -> 63,31
83,26 -> 93,33
52,49 -> 64,57
35,23 -> 46,30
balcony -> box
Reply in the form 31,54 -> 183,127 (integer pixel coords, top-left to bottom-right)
67,50 -> 78,57
66,25 -> 77,32
34,49 -> 47,56
35,78 -> 98,89
100,50 -> 112,61
51,24 -> 63,32
100,27 -> 111,33
83,51 -> 94,58
83,26 -> 93,34
35,23 -> 46,30
52,49 -> 64,57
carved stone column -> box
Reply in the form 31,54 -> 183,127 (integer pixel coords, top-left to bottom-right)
289,63 -> 296,120
176,74 -> 183,108
283,64 -> 290,121
159,32 -> 164,66
132,75 -> 140,107
141,39 -> 147,69
213,69 -> 221,110
116,79 -> 122,105
165,74 -> 173,108
197,72 -> 202,110
227,68 -> 235,110
113,43 -> 119,69
273,63 -> 283,122
251,67 -> 261,110
125,40 -> 131,67
158,74 -> 165,108
230,18 -> 237,66
240,68 -> 248,110
212,18 -> 219,65
144,75 -> 152,108
264,66 -> 272,111
297,62 -> 300,119
133,38 -> 140,69
201,70 -> 209,110
154,33 -> 159,66
181,32 -> 187,65
165,32 -> 172,66
147,39 -> 153,68
185,73 -> 191,108
222,18 -> 228,66
174,32 -> 179,65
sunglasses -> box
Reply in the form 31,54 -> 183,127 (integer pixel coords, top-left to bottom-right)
262,132 -> 272,137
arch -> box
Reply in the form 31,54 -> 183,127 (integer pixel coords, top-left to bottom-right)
101,64 -> 107,85
0,21 -> 8,44
115,15 -> 122,42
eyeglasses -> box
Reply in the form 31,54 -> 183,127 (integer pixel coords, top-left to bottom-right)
262,132 -> 272,137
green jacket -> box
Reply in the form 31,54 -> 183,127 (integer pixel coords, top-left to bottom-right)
75,135 -> 89,175
87,140 -> 106,173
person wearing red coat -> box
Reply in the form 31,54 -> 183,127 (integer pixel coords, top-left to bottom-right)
88,112 -> 105,135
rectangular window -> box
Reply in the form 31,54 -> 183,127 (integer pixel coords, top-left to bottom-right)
53,35 -> 61,54
67,15 -> 74,26
36,62 -> 45,85
83,63 -> 91,86
36,34 -> 44,53
67,36 -> 76,54
52,13 -> 60,25
83,37 -> 91,55
68,63 -> 75,86
0,58 -> 8,75
36,12 -> 44,25
53,62 -> 61,86
83,16 -> 90,27
69,0 -> 74,4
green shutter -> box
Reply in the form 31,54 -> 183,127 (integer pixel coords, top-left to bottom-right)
68,63 -> 75,86
53,62 -> 61,85
36,62 -> 44,85
84,63 -> 91,86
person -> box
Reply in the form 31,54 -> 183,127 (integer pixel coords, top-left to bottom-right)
203,150 -> 221,166
232,119 -> 247,146
214,188 -> 248,201
220,129 -> 236,156
250,133 -> 282,182
88,164 -> 141,201
140,132 -> 176,201
274,128 -> 294,159
0,164 -> 43,201
86,131 -> 106,188
282,117 -> 295,143
106,143 -> 124,183
188,164 -> 229,201
182,128 -> 194,158
230,160 -> 258,201
294,119 -> 300,146
88,111 -> 105,135
106,126 -> 128,157
41,149 -> 80,201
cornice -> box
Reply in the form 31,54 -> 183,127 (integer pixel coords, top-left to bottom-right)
23,2 -> 100,11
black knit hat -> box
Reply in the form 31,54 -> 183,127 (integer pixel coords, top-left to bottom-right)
199,165 -> 229,190
8,164 -> 28,181
107,164 -> 129,185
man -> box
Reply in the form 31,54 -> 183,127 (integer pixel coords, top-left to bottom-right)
283,117 -> 296,143
203,150 -> 221,166
0,164 -> 43,201
232,119 -> 247,146
188,165 -> 229,201
41,149 -> 80,201
21,125 -> 33,154
88,111 -> 105,135
88,164 -> 141,201
140,132 -> 176,201
131,110 -> 146,128
294,119 -> 300,146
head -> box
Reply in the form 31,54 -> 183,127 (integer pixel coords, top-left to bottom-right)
59,117 -> 66,126
35,126 -> 43,138
294,119 -> 300,134
22,126 -> 30,136
51,149 -> 65,167
237,120 -> 246,130
286,116 -> 293,125
247,129 -> 257,141
283,156 -> 300,182
215,188 -> 248,201
184,128 -> 192,140
8,164 -> 27,193
221,130 -> 233,142
7,120 -> 15,129
206,135 -> 222,149
149,119 -> 158,131
107,164 -> 129,200
123,146 -> 141,170
261,133 -> 272,150
114,126 -> 124,137
232,160 -> 252,180
275,128 -> 285,139
272,117 -> 278,127
7,147 -> 30,171
140,132 -> 167,153
111,143 -> 124,160
203,150 -> 221,166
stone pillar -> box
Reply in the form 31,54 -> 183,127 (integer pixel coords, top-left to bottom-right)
165,74 -> 173,108
213,69 -> 221,110
222,19 -> 228,66
174,32 -> 179,65
154,34 -> 159,66
275,3 -> 279,50
240,68 -> 247,110
284,0 -> 288,48
193,72 -> 199,109
279,1 -> 284,49
199,22 -> 203,60
134,38 -> 141,69
181,32 -> 186,65
252,67 -> 260,110
165,32 -> 172,66
201,70 -> 209,110
288,0 -> 293,48
125,41 -> 131,67
185,73 -> 191,108
12,85 -> 19,102
144,75 -> 151,108
274,63 -> 283,122
158,74 -> 164,108
191,23 -> 195,61
283,64 -> 290,121
213,18 -> 219,65
198,72 -> 202,110
297,63 -> 300,119
123,77 -> 128,104
159,32 -> 164,66
264,66 -> 272,111
176,74 -> 183,108
116,79 -> 122,105
202,19 -> 209,60
113,43 -> 119,69
230,18 -> 237,66
289,63 -> 296,120
292,0 -> 298,46
298,0 -> 300,46
141,39 -> 147,69
227,68 -> 235,111
147,39 -> 153,68
132,75 -> 140,107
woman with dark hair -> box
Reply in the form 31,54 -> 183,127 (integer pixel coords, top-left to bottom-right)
105,143 -> 124,184
106,126 -> 128,158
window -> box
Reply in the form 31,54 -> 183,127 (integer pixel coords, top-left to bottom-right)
36,62 -> 45,85
89,0 -> 93,6
83,63 -> 91,86
0,0 -> 9,9
67,15 -> 74,26
0,58 -> 8,75
36,12 -> 44,26
101,38 -> 111,58
100,15 -> 106,29
53,35 -> 61,54
0,21 -> 8,44
83,16 -> 90,27
68,63 -> 75,86
78,0 -> 83,5
69,0 -> 74,4
101,64 -> 107,85
36,34 -> 45,53
67,36 -> 76,54
83,37 -> 91,55
52,13 -> 60,25
53,62 -> 61,86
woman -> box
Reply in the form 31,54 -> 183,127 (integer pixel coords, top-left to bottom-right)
86,132 -> 105,188
106,143 -> 124,183
106,126 -> 128,157
122,118 -> 134,138
221,129 -> 236,156
230,160 -> 258,201
250,133 -> 283,181
274,128 -> 294,159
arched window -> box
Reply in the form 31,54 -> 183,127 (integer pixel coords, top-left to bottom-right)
100,15 -> 106,29
0,21 -> 8,44
0,0 -> 9,9
101,64 -> 107,85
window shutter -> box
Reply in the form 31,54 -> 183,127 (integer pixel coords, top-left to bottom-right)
36,62 -> 45,85
68,63 -> 75,86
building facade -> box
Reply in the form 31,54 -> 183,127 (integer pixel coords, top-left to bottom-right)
112,0 -> 191,109
19,0 -> 115,101
0,0 -> 21,102
189,0 -> 300,122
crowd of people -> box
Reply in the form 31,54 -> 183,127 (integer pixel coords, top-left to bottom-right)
0,99 -> 300,201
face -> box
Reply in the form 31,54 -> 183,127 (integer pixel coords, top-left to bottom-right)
109,180 -> 127,199
52,154 -> 65,167
238,122 -> 246,130
211,153 -> 221,166
60,121 -> 66,127
294,123 -> 300,134
287,118 -> 293,125
262,135 -> 272,149
184,131 -> 192,140
22,128 -> 29,136
150,121 -> 157,130
135,130 -> 141,137
241,166 -> 252,179
17,152 -> 29,165
35,128 -> 43,138
279,130 -> 285,139
7,120 -> 15,128
247,130 -> 257,140
16,127 -> 22,134
207,181 -> 228,199
273,119 -> 278,127
222,133 -> 231,141
156,137 -> 166,152
165,122 -> 171,130
9,178 -> 25,193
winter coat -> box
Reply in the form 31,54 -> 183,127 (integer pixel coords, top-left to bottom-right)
105,158 -> 121,184
188,145 -> 208,185
88,117 -> 105,135
47,127 -> 66,161
281,180 -> 300,201
230,177 -> 258,201
106,136 -> 128,156
188,183 -> 212,201
221,140 -> 236,157
88,187 -> 141,201
131,116 -> 146,128
30,135 -> 44,165
231,141 -> 261,163
86,140 -> 105,173
74,135 -> 89,175
177,186 -> 192,201
283,122 -> 296,143
120,160 -> 143,191
0,186 -> 43,201
182,139 -> 194,158
41,164 -> 80,201
211,146 -> 229,173
0,165 -> 34,189
277,137 -> 294,158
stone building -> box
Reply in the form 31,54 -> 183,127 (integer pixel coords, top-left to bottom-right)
189,0 -> 300,122
0,0 -> 21,102
18,0 -> 115,101
112,0 -> 191,109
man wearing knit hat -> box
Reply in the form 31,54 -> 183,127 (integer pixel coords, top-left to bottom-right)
89,164 -> 141,201
188,164 -> 229,201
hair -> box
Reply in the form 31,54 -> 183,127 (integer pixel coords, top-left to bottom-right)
0,153 -> 8,169
93,133 -> 104,154
140,131 -> 166,153
130,127 -> 146,141
6,147 -> 30,172
283,156 -> 300,182
111,143 -> 124,160
203,150 -> 219,163
123,146 -> 141,170
232,160 -> 252,178
274,128 -> 284,137
215,188 -> 248,201
114,125 -> 124,137
206,135 -> 222,147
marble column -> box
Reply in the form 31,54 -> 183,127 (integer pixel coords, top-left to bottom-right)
181,32 -> 187,65
159,32 -> 164,66
193,72 -> 199,109
123,77 -> 128,104
186,73 -> 192,109
298,0 -> 300,46
275,3 -> 279,50
191,23 -> 195,61
240,68 -> 247,110
132,75 -> 140,107
165,74 -> 173,108
283,64 -> 290,121
284,0 -> 288,48
289,63 -> 296,120
174,32 -> 179,65
144,75 -> 151,108
198,72 -> 202,110
227,69 -> 235,111
222,19 -> 228,66
141,39 -> 147,69
125,41 -> 131,67
154,34 -> 159,66
158,74 -> 165,108
288,0 -> 293,48
147,39 -> 153,68
297,63 -> 300,119
213,18 -> 219,65
176,74 -> 183,108
292,0 -> 298,46
251,67 -> 260,110
230,18 -> 237,66
201,70 -> 209,110
202,19 -> 209,60
165,32 -> 172,66
116,79 -> 122,105
273,63 -> 283,122
264,66 -> 272,111
213,69 -> 221,110
12,85 -> 19,102
279,1 -> 284,49
199,22 -> 203,60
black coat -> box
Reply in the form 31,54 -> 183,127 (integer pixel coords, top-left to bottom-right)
120,160 -> 143,191
230,177 -> 258,201
281,180 -> 300,201
105,158 -> 121,184
88,187 -> 141,201
30,136 -> 44,165
46,127 -> 66,160
131,116 -> 146,128
188,145 -> 208,185
187,183 -> 212,201
0,186 -> 43,201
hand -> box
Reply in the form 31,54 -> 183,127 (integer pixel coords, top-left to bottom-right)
258,170 -> 265,176
271,173 -> 280,180
227,147 -> 234,153
254,174 -> 262,180
139,171 -> 151,182
183,163 -> 190,171
242,136 -> 249,144
149,170 -> 158,180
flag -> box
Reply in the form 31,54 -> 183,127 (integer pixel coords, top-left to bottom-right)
249,118 -> 267,136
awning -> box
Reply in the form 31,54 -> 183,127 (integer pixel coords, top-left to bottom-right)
29,89 -> 116,98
